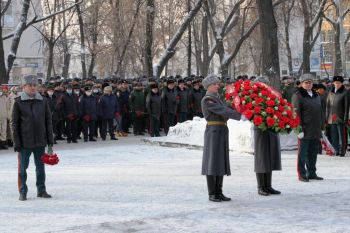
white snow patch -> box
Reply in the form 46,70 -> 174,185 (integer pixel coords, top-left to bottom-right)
148,117 -> 297,153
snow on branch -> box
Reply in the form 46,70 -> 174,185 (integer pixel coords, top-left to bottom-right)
153,0 -> 203,77
1,0 -> 12,16
2,0 -> 82,40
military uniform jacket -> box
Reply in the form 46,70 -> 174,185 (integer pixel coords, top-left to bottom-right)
161,87 -> 177,114
201,92 -> 241,176
176,88 -> 189,113
190,88 -> 205,113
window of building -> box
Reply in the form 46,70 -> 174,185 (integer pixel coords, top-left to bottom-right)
324,52 -> 333,63
327,30 -> 334,42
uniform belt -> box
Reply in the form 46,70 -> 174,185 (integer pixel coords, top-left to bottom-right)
207,121 -> 227,126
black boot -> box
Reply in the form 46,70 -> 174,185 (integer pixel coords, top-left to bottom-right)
37,191 -> 52,198
7,139 -> 13,147
0,141 -> 8,150
206,176 -> 221,202
19,193 -> 27,201
256,173 -> 269,196
216,176 -> 231,201
265,172 -> 281,195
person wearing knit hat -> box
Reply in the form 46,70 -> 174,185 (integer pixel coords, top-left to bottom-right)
201,74 -> 243,202
326,75 -> 349,157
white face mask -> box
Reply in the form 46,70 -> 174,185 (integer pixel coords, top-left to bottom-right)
74,90 -> 80,95
67,89 -> 72,94
93,89 -> 99,94
86,91 -> 92,96
47,91 -> 54,96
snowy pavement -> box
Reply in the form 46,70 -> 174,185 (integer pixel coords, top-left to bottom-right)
1,136 -> 350,233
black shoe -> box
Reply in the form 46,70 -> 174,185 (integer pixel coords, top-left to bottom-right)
67,140 -> 71,144
139,132 -> 145,136
84,139 -> 88,142
219,194 -> 231,201
53,140 -> 57,144
209,195 -> 222,202
37,191 -> 52,198
7,140 -> 13,147
308,175 -> 324,180
110,137 -> 118,140
339,154 -> 345,157
89,138 -> 97,142
258,187 -> 269,196
266,187 -> 281,195
101,137 -> 106,141
299,176 -> 309,182
55,136 -> 65,141
72,140 -> 78,143
19,193 -> 27,201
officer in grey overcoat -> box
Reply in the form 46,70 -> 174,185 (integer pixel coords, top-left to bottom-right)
253,77 -> 282,196
201,74 -> 242,202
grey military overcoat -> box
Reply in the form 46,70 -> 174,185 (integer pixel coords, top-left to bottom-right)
201,92 -> 241,176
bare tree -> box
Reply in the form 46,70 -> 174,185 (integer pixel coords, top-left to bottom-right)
299,0 -> 327,74
256,0 -> 280,89
322,0 -> 350,76
145,0 -> 155,77
153,0 -> 203,78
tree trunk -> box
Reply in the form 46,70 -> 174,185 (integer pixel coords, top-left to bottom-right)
61,0 -> 70,78
75,0 -> 87,79
7,0 -> 31,78
333,22 -> 342,76
62,53 -> 70,78
145,0 -> 155,77
46,43 -> 55,79
202,14 -> 209,77
0,1 -> 8,84
187,0 -> 192,77
302,27 -> 312,74
256,0 -> 280,90
153,0 -> 203,78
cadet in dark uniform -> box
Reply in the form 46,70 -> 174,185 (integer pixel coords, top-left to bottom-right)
146,83 -> 161,137
176,79 -> 189,123
201,74 -> 242,202
253,77 -> 281,196
161,77 -> 178,135
189,78 -> 205,118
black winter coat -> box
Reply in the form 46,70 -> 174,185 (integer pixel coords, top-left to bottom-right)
161,87 -> 177,114
292,87 -> 323,140
61,92 -> 79,118
190,88 -> 205,113
177,88 -> 189,113
79,95 -> 98,121
326,85 -> 349,124
146,91 -> 161,119
99,94 -> 120,120
12,92 -> 54,150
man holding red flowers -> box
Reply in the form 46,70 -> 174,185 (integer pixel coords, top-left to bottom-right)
12,75 -> 54,201
292,73 -> 324,182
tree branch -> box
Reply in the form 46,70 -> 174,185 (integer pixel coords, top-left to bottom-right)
310,0 -> 327,29
2,0 -> 82,40
1,0 -> 12,15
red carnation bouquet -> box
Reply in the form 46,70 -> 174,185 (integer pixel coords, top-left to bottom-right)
41,145 -> 60,165
225,80 -> 301,134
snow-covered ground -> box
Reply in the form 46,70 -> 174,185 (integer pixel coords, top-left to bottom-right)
146,117 -> 298,153
1,135 -> 350,233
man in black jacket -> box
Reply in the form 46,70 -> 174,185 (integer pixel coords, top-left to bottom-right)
12,75 -> 54,201
326,76 -> 349,157
292,74 -> 324,182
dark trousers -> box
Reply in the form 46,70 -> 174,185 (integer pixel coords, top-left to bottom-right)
163,113 -> 176,135
55,119 -> 65,138
101,119 -> 114,139
121,113 -> 130,133
149,116 -> 160,137
206,175 -> 223,196
66,119 -> 77,141
18,147 -> 46,194
133,114 -> 144,134
330,123 -> 347,156
297,139 -> 318,178
178,112 -> 187,123
94,117 -> 102,138
83,120 -> 95,140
